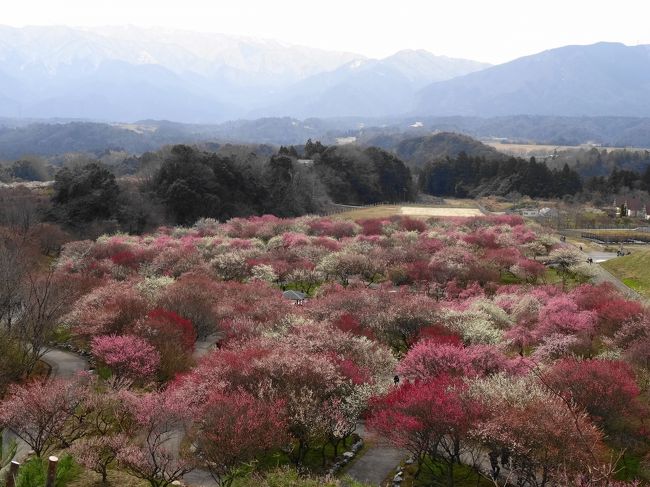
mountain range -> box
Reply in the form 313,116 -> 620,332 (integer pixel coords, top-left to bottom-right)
2,27 -> 650,122
0,25 -> 487,122
417,42 -> 650,117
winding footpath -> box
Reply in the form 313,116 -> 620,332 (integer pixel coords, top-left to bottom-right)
2,349 -> 88,462
344,422 -> 405,486
1,342 -> 221,486
583,249 -> 647,302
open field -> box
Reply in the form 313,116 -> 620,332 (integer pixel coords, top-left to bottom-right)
334,204 -> 483,220
484,141 -> 650,157
400,206 -> 483,217
602,249 -> 650,299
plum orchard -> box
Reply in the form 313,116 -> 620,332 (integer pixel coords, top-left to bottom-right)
1,214 -> 648,486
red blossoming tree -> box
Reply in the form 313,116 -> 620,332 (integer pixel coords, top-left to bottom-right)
192,391 -> 288,487
368,376 -> 482,485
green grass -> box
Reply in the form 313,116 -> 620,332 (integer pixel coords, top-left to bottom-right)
602,249 -> 650,299
542,268 -> 587,288
386,458 -> 494,487
615,452 -> 650,482
499,273 -> 522,285
16,455 -> 81,487
256,436 -> 360,475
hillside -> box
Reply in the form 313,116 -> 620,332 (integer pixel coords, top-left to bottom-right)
393,132 -> 506,166
417,42 -> 650,117
3,116 -> 650,161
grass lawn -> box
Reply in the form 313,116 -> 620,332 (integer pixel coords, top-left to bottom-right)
256,435 -> 360,475
541,268 -> 588,288
602,249 -> 650,299
334,203 -> 482,220
385,458 -> 494,487
67,469 -> 148,487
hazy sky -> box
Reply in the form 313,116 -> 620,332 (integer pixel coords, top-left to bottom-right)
4,0 -> 650,63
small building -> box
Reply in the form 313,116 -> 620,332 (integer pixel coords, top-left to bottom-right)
614,198 -> 650,220
519,208 -> 540,217
283,290 -> 307,305
538,207 -> 559,218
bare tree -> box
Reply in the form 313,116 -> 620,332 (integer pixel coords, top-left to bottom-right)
13,268 -> 80,374
0,244 -> 25,331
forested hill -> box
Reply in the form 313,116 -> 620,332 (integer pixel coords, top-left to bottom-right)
39,143 -> 418,234
3,116 -> 650,160
392,132 -> 506,167
418,153 -> 582,198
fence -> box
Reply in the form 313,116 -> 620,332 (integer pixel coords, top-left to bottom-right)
580,231 -> 650,244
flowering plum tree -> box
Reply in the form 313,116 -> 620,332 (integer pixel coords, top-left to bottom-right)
469,374 -> 610,486
543,358 -> 642,431
368,376 -> 482,485
0,377 -> 88,457
192,391 -> 288,487
65,280 -> 149,336
71,434 -> 128,484
157,273 -> 222,338
134,309 -> 196,380
91,334 -> 160,388
117,389 -> 194,487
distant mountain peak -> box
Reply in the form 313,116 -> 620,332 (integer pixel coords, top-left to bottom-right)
416,42 -> 650,118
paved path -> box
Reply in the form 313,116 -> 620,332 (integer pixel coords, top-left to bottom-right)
193,334 -> 220,361
2,348 -> 89,462
183,469 -> 218,487
178,336 -> 221,487
580,250 -> 646,302
345,423 -> 406,486
585,251 -> 617,263
41,349 -> 88,379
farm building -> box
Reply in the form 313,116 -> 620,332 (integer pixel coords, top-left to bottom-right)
615,197 -> 650,220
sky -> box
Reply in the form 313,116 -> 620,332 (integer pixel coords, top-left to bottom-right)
3,0 -> 650,64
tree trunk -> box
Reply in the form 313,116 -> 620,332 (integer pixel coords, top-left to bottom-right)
446,460 -> 455,487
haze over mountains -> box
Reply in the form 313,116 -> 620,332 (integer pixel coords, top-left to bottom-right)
2,26 -> 650,124
255,50 -> 489,118
418,42 -> 650,117
0,25 -> 487,121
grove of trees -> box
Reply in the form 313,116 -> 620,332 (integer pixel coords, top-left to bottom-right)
1,213 -> 648,485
